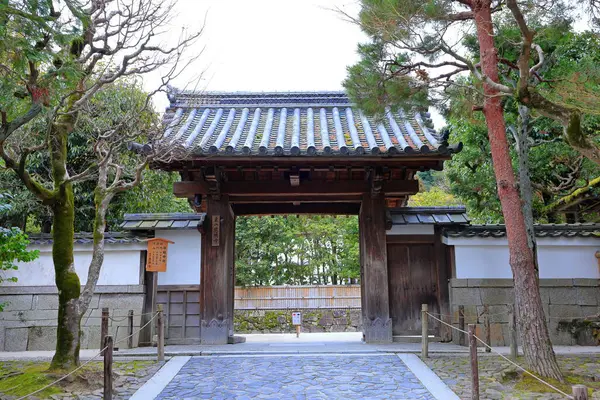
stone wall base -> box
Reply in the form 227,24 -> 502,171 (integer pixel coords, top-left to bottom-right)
0,285 -> 145,351
233,309 -> 362,334
449,279 -> 600,346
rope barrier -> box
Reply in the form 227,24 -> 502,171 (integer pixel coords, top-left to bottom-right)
15,345 -> 109,400
14,311 -> 160,400
426,312 -> 573,399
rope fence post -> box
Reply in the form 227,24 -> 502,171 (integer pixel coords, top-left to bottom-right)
157,304 -> 165,361
101,307 -> 109,355
458,305 -> 465,346
421,304 -> 428,358
128,310 -> 134,349
468,324 -> 479,400
508,304 -> 518,360
483,304 -> 491,353
572,385 -> 588,400
103,335 -> 113,400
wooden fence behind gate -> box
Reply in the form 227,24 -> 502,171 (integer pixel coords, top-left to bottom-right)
156,284 -> 361,344
234,285 -> 361,309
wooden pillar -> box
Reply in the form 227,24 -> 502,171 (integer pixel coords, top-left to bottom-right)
434,227 -> 452,342
359,194 -> 392,343
199,195 -> 235,344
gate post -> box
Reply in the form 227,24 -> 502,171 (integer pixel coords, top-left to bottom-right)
359,194 -> 392,343
199,194 -> 235,345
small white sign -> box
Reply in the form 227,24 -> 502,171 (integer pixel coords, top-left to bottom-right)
292,312 -> 302,325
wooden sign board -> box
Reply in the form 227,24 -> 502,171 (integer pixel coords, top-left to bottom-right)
211,215 -> 220,246
146,238 -> 174,272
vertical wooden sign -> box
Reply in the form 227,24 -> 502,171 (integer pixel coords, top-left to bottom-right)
212,215 -> 220,246
146,238 -> 174,272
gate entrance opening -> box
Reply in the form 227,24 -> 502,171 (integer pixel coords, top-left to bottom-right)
151,91 -> 463,344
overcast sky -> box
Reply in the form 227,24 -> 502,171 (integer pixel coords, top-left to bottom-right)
149,0 -> 366,110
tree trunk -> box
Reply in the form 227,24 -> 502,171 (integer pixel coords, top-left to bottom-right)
472,1 -> 563,381
50,184 -> 82,370
49,114 -> 82,370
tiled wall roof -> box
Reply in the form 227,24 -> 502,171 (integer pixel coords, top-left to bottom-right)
389,206 -> 469,225
444,223 -> 600,238
159,91 -> 461,157
121,213 -> 205,230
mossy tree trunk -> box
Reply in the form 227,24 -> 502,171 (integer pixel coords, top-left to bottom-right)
472,0 -> 563,381
50,119 -> 82,370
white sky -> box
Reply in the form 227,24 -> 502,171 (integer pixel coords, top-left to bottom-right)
149,0 -> 366,111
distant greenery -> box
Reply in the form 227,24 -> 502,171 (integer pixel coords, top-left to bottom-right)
0,193 -> 39,311
235,216 -> 359,287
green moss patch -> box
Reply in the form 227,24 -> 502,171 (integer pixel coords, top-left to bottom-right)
511,371 -> 599,396
0,362 -> 63,398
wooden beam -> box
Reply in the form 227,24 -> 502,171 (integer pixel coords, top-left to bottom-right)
174,180 -> 419,198
232,203 -> 360,215
230,194 -> 362,203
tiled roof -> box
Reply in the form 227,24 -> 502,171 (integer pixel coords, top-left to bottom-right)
389,206 -> 469,225
29,232 -> 149,245
121,213 -> 205,230
444,223 -> 600,238
159,91 -> 461,157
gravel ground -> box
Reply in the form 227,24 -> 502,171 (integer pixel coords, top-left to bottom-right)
0,360 -> 164,400
423,354 -> 600,400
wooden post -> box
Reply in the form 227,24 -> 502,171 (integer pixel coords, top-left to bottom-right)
468,324 -> 479,400
296,325 -> 300,338
421,304 -> 429,358
359,194 -> 392,343
103,335 -> 113,400
508,304 -> 518,360
199,195 -> 235,345
157,304 -> 165,361
458,305 -> 465,346
483,304 -> 491,352
101,307 -> 109,355
572,385 -> 588,400
127,310 -> 134,349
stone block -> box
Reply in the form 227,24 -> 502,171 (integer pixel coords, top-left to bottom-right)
27,326 -> 57,350
489,323 -> 505,346
479,287 -> 514,306
548,288 -> 579,305
81,326 -> 102,350
98,294 -> 144,311
32,294 -> 59,310
575,287 -> 598,306
0,309 -> 58,327
451,288 -> 482,306
539,287 -> 551,305
0,295 -> 33,311
573,278 -> 599,287
548,319 -> 575,345
5,327 -> 28,351
450,279 -> 468,288
477,305 -> 509,323
0,327 -> 4,351
549,304 -> 583,319
540,279 -> 574,287
468,279 -> 513,288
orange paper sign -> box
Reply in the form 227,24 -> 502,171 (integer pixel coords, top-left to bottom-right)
146,238 -> 174,272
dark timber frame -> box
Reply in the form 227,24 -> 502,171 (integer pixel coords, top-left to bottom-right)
166,158 -> 450,344
151,90 -> 462,344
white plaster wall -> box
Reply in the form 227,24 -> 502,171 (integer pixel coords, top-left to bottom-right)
155,229 -> 201,285
4,244 -> 145,286
449,238 -> 600,279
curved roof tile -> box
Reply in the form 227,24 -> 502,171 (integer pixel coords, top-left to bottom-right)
160,91 -> 460,157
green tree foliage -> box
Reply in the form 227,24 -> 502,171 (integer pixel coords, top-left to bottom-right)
235,216 -> 359,287
0,193 -> 39,311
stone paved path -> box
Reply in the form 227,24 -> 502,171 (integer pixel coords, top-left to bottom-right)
155,354 -> 436,399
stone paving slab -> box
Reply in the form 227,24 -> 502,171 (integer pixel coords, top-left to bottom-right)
155,354 -> 438,400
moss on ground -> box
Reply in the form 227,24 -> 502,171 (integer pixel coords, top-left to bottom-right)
0,362 -> 63,398
0,360 -> 158,399
513,373 -> 598,396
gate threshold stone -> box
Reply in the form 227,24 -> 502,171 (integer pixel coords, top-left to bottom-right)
398,354 -> 460,400
130,356 -> 191,400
